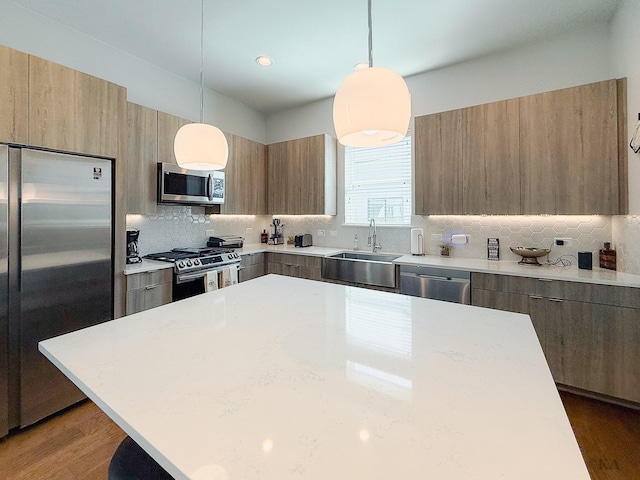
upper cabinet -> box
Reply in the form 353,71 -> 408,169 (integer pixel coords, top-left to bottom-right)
28,55 -> 125,158
415,79 -> 627,215
220,133 -> 267,215
157,111 -> 191,165
126,102 -> 158,215
462,99 -> 520,215
0,45 -> 28,144
267,134 -> 337,215
415,110 -> 463,215
520,79 -> 622,215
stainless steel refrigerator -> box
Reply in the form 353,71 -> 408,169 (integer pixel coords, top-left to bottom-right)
0,145 -> 113,436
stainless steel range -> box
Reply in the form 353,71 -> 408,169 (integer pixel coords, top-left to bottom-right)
145,247 -> 241,300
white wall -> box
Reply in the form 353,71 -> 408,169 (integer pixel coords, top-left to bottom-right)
266,24 -> 614,143
0,0 -> 267,143
612,0 -> 640,214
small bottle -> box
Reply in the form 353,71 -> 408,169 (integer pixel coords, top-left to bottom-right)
260,229 -> 268,244
353,234 -> 358,251
599,242 -> 616,271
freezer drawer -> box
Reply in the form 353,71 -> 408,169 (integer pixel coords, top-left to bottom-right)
399,265 -> 471,304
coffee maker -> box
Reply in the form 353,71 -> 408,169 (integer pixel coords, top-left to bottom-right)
126,229 -> 142,264
269,218 -> 285,245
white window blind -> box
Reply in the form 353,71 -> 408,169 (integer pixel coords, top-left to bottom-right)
344,132 -> 412,225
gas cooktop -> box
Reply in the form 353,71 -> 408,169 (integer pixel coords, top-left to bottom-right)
144,247 -> 241,274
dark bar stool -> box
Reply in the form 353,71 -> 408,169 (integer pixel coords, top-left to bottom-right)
108,436 -> 175,480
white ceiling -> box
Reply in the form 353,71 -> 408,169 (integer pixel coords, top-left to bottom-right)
8,0 -> 622,114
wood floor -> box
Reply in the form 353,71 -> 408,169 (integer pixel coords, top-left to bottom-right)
0,393 -> 638,479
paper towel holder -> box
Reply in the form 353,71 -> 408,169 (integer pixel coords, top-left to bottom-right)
413,233 -> 424,256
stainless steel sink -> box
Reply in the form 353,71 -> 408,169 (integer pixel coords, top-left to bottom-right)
322,252 -> 401,288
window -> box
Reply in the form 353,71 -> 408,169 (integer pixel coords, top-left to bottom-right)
344,133 -> 412,225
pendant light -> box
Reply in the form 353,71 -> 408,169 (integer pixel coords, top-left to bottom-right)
174,0 -> 228,170
333,0 -> 410,147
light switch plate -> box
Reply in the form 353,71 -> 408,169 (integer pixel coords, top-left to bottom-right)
317,230 -> 325,237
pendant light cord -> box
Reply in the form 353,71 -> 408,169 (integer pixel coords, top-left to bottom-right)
200,0 -> 205,123
367,0 -> 373,68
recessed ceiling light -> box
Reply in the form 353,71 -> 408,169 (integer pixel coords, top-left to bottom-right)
256,55 -> 273,67
354,62 -> 369,71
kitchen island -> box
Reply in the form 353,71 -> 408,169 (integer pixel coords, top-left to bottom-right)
39,275 -> 589,479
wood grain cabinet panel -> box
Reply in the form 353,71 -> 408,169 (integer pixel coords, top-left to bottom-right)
220,133 -> 267,215
520,79 -> 620,214
471,272 -> 640,403
266,253 -> 321,280
28,55 -> 123,157
415,110 -> 463,215
545,301 -> 640,403
415,79 -> 625,215
239,253 -> 266,282
0,45 -> 28,144
157,111 -> 191,165
462,100 -> 520,214
267,134 -> 337,215
126,102 -> 158,215
125,269 -> 172,315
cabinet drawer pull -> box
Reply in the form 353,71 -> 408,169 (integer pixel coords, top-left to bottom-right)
528,295 -> 543,299
549,297 -> 564,302
538,278 -> 553,282
145,284 -> 159,290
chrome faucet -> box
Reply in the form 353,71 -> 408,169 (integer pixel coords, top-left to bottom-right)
368,218 -> 382,253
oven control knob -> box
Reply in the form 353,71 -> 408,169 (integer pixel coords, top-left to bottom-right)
194,259 -> 200,265
177,261 -> 185,268
186,260 -> 192,267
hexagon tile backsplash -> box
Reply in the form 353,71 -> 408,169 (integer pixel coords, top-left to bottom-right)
612,216 -> 640,274
127,209 -> 640,272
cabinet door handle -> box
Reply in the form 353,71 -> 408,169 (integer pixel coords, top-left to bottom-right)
145,284 -> 159,290
548,297 -> 564,302
528,295 -> 543,299
538,278 -> 553,282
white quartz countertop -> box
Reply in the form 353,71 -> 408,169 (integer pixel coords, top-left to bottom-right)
124,259 -> 173,275
393,254 -> 640,288
127,244 -> 640,287
40,275 -> 589,480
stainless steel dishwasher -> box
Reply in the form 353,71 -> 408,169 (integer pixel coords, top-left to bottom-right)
399,265 -> 471,304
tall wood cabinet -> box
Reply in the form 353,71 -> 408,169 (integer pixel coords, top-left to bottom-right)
126,102 -> 158,215
415,110 -> 463,215
462,100 -> 520,214
0,45 -> 28,144
157,111 -> 191,165
520,79 -> 620,214
219,133 -> 267,215
28,55 -> 124,158
415,79 -> 626,215
267,134 -> 337,215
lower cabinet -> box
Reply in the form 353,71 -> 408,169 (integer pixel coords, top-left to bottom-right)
267,253 -> 321,281
471,273 -> 640,404
126,269 -> 172,315
239,253 -> 266,282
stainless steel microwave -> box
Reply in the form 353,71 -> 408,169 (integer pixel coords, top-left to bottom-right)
157,162 -> 225,206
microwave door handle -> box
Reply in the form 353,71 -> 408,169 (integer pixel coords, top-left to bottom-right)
207,174 -> 214,201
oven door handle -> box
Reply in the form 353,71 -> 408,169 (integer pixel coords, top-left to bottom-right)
176,270 -> 210,284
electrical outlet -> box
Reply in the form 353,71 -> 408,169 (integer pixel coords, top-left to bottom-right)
431,234 -> 442,241
317,230 -> 325,237
245,228 -> 253,234
554,237 -> 572,247
330,230 -> 337,237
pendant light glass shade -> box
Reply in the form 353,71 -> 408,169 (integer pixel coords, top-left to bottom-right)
174,123 -> 228,170
174,0 -> 229,171
333,66 -> 410,147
